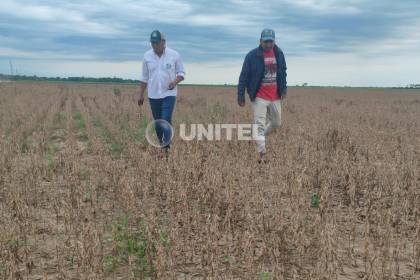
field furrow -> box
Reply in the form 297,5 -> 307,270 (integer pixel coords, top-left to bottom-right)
0,83 -> 419,280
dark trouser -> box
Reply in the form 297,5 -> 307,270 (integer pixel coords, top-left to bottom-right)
148,96 -> 176,148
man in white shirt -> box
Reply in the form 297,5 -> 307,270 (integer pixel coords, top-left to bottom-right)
137,30 -> 185,150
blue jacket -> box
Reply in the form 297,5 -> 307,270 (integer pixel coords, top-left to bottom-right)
237,45 -> 287,102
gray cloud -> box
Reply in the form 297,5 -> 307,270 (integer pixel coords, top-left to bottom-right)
0,0 -> 419,84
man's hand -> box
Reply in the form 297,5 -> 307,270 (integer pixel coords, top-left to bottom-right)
281,89 -> 287,100
137,82 -> 147,106
168,81 -> 177,90
137,95 -> 144,106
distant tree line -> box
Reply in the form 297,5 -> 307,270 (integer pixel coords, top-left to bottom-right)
293,82 -> 420,89
1,73 -> 419,88
0,73 -> 140,84
408,84 -> 420,88
0,73 -> 236,87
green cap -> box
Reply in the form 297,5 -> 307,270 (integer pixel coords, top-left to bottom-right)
150,30 -> 165,44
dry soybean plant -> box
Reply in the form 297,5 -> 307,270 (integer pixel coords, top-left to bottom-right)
0,83 -> 419,279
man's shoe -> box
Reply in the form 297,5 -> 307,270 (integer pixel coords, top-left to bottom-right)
258,152 -> 268,164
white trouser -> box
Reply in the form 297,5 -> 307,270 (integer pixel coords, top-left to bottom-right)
251,97 -> 282,154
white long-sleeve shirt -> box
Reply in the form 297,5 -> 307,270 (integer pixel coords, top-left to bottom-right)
140,47 -> 185,99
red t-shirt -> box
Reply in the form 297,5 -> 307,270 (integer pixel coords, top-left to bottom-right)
256,49 -> 279,101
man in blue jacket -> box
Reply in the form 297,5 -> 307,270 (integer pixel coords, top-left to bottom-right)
237,28 -> 287,163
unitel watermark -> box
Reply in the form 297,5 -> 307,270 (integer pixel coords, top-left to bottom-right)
145,119 -> 262,148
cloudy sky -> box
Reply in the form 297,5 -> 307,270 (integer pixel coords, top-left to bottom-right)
1,0 -> 419,86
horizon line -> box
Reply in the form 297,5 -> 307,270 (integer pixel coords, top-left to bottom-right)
1,73 -> 420,89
